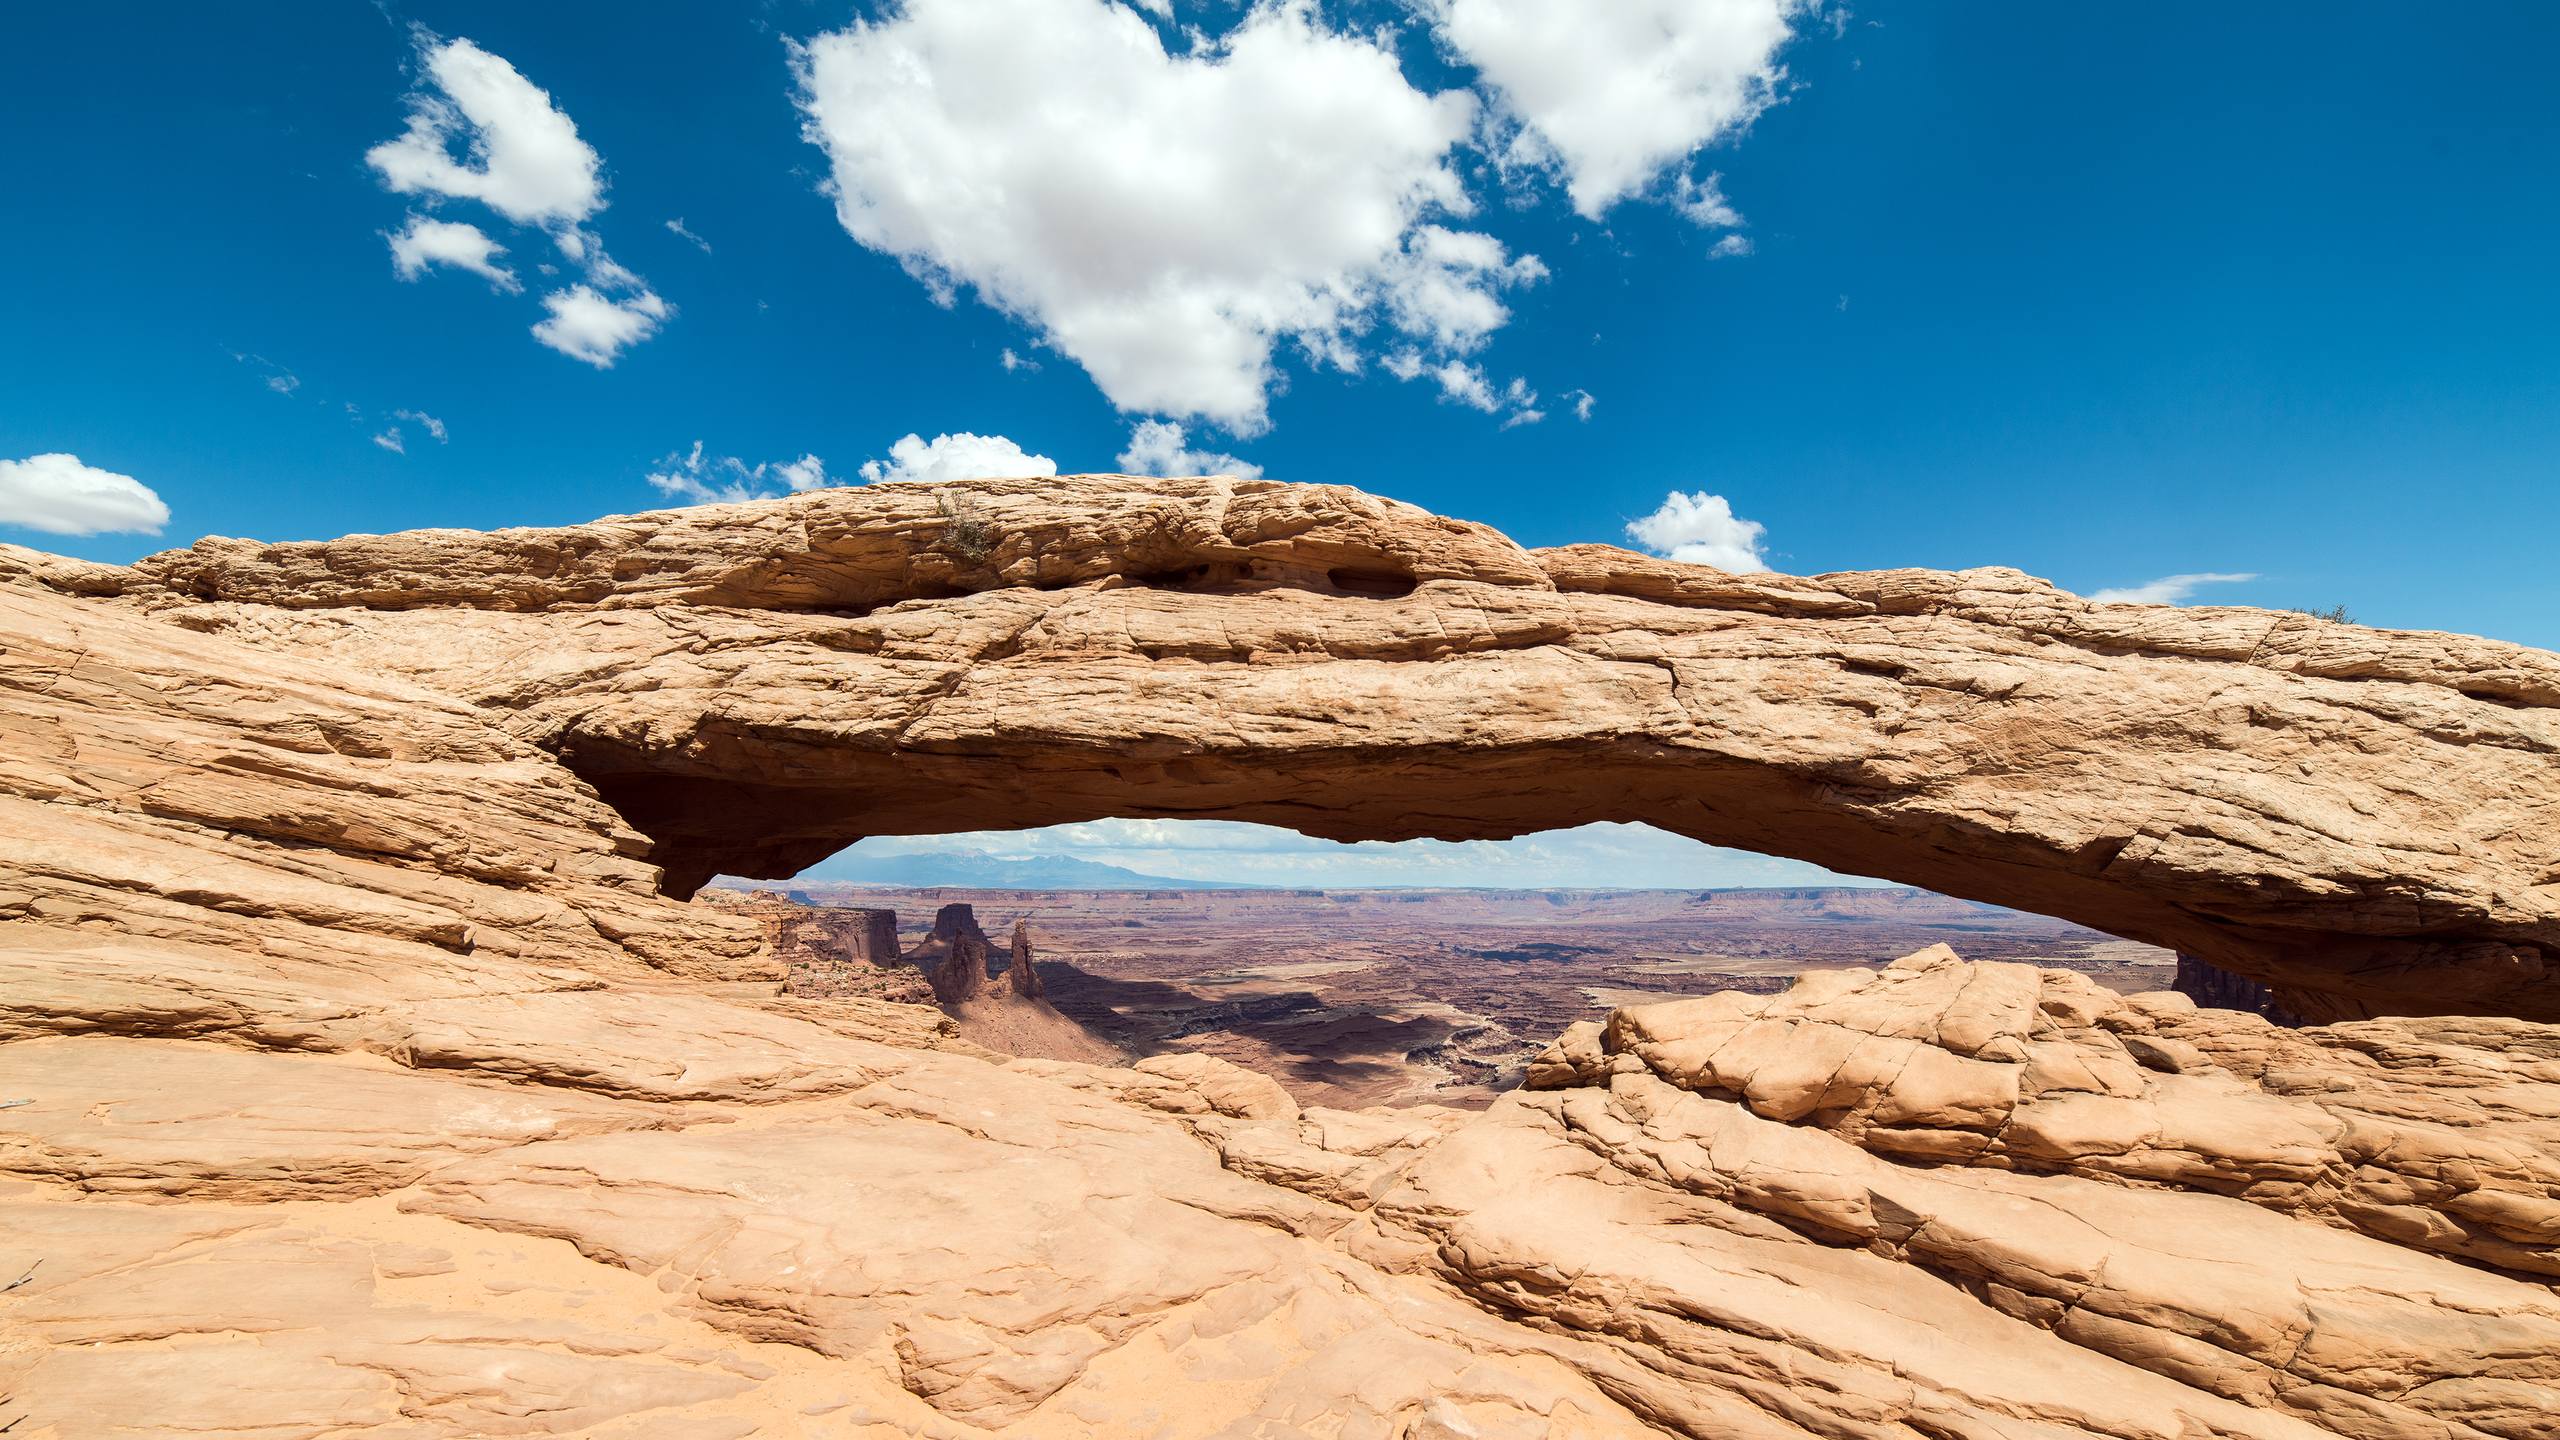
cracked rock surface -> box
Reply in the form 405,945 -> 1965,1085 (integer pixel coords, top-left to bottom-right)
4,480 -> 2559,1437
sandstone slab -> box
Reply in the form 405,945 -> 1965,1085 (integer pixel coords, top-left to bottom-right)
18,477 -> 2551,1019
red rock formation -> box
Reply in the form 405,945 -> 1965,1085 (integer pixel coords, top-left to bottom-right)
941,932 -> 991,1004
851,906 -> 899,963
4,535 -> 2558,1435
39,477 -> 2555,1021
930,903 -> 987,947
776,905 -> 933,1004
1008,918 -> 1043,999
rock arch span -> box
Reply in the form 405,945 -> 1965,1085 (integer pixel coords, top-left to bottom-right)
72,476 -> 2560,1021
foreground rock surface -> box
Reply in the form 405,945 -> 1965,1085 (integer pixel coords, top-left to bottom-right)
9,940 -> 2557,1437
12,475 -> 2555,1019
5,481 -> 2560,1437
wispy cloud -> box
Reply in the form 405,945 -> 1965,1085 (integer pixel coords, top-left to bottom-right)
233,353 -> 448,456
2089,572 -> 2260,605
1382,352 -> 1546,427
646,442 -> 833,505
393,408 -> 448,442
664,217 -> 712,254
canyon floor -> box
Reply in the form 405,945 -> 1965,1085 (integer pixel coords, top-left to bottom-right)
736,882 -> 2175,1108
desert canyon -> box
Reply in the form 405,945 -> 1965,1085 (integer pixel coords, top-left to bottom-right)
4,475 -> 2558,1438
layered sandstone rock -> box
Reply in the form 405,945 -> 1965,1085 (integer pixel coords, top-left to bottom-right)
6,482 -> 2560,1438
726,893 -> 930,1004
1528,945 -> 2560,1283
911,903 -> 992,1005
15,476 -> 2553,1019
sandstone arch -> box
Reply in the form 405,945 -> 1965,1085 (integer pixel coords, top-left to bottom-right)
58,475 -> 2560,1021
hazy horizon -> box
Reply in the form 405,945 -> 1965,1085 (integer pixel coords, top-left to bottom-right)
789,819 -> 1906,892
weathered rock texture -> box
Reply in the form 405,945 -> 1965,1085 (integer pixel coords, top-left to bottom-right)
909,903 -> 992,1005
720,894 -> 928,1003
5,480 -> 2560,1438
16,476 -> 2554,1021
931,930 -> 989,1005
1007,917 -> 1044,999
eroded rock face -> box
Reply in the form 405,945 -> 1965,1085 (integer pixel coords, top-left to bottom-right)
6,484 -> 2560,1437
909,903 -> 992,1005
932,930 -> 989,1005
1529,945 -> 2560,1284
16,476 -> 2555,1019
728,894 -> 929,1004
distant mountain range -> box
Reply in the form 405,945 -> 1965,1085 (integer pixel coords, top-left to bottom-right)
800,848 -> 1258,890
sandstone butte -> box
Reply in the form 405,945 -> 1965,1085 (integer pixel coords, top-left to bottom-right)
0,474 -> 2555,1439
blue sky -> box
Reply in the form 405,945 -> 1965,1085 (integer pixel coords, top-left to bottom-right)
6,2 -> 2555,888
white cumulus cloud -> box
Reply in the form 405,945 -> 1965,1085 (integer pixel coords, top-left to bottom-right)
369,32 -> 665,366
793,0 -> 1536,435
1433,360 -> 1499,411
646,443 -> 835,506
1427,0 -> 1801,220
1626,490 -> 1769,572
386,216 -> 520,290
0,453 -> 170,537
2089,572 -> 2260,606
859,432 -> 1058,485
1118,420 -> 1261,478
366,35 -> 603,226
533,286 -> 670,368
